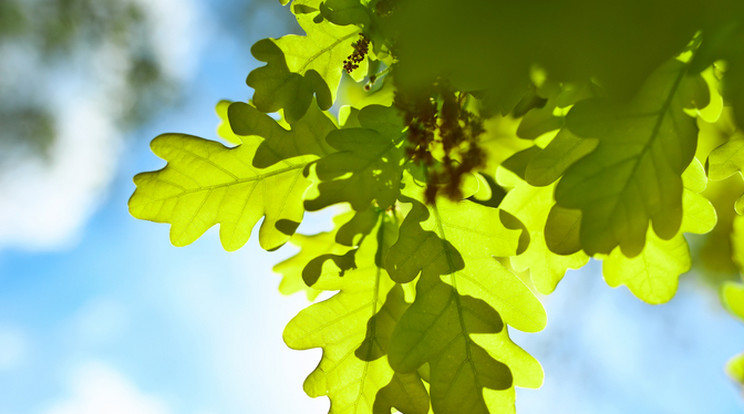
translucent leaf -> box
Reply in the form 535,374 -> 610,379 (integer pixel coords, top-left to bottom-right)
706,133 -> 744,214
388,273 -> 512,414
216,100 -> 243,145
129,103 -> 332,251
384,188 -> 545,413
248,0 -> 366,121
554,60 -> 700,256
359,286 -> 431,414
430,199 -> 546,333
499,177 -> 589,295
394,179 -> 546,331
284,216 -> 399,413
385,197 -> 462,284
602,160 -> 717,304
707,137 -> 744,181
373,372 -> 429,414
722,282 -> 744,323
476,329 -> 544,414
228,101 -> 336,167
273,212 -> 359,300
305,105 -> 405,211
524,128 -> 597,187
247,39 -> 332,124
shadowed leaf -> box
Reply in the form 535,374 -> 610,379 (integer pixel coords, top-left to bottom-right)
555,60 -> 703,256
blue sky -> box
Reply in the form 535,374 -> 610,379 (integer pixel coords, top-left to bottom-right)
0,1 -> 742,413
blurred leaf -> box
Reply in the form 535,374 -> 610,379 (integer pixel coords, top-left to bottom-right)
727,353 -> 744,385
499,174 -> 589,295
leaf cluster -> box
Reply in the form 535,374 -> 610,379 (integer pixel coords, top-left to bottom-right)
130,1 -> 744,412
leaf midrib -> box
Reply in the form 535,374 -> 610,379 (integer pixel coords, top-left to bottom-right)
150,162 -> 308,201
297,31 -> 358,74
607,65 -> 688,219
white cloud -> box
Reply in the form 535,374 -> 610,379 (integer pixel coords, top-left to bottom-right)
132,0 -> 204,82
41,361 -> 171,414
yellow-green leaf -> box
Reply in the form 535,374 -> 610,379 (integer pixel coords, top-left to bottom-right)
283,216 -> 402,413
499,170 -> 589,295
602,160 -> 717,304
727,353 -> 744,385
129,103 -> 332,251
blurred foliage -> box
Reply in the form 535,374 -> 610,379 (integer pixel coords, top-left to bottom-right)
0,0 -> 173,160
0,0 -> 303,164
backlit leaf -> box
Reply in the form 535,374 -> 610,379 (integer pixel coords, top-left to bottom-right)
248,0 -> 366,121
246,39 -> 332,124
284,215 -> 400,413
305,105 -> 406,211
602,160 -> 717,304
554,60 -> 701,256
498,169 -> 589,295
388,272 -> 512,414
129,103 -> 329,251
273,212 -> 359,300
385,189 -> 545,413
706,129 -> 744,214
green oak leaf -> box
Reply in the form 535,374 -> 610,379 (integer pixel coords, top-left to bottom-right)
129,103 -> 327,251
284,214 -> 402,413
216,100 -> 243,145
388,272 -> 512,414
497,168 -> 589,295
602,160 -> 717,304
249,0 -> 366,121
336,207 -> 379,246
228,101 -> 336,168
524,128 -> 598,187
706,131 -> 744,214
372,371 -> 429,414
357,285 -> 430,414
474,329 -> 544,414
319,0 -> 371,27
554,59 -> 702,257
394,180 -> 546,332
305,105 -> 405,211
246,39 -> 332,124
383,185 -> 545,413
385,197 -> 463,284
514,80 -> 592,141
273,211 -> 359,300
